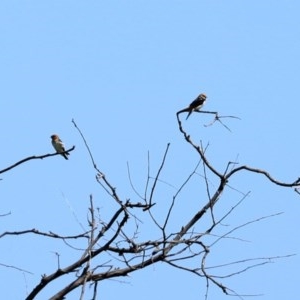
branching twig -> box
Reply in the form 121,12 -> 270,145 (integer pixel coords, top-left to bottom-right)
177,108 -> 240,132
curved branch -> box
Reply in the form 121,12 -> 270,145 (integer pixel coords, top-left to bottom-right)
226,165 -> 300,187
0,146 -> 76,175
176,112 -> 222,178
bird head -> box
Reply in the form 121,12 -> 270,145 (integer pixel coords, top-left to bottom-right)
199,94 -> 207,100
50,134 -> 59,140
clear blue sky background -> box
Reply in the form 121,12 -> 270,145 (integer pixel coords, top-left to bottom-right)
0,1 -> 299,299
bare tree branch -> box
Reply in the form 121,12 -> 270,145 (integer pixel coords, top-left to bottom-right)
0,146 -> 75,175
5,116 -> 296,299
0,228 -> 89,240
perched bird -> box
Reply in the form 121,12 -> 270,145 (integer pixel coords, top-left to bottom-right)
50,134 -> 70,160
185,93 -> 207,120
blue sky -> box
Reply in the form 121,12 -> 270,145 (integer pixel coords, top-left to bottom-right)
0,1 -> 299,299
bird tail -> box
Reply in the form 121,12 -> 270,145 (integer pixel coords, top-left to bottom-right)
62,153 -> 69,160
186,111 -> 192,120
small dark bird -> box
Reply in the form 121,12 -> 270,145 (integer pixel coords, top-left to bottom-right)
50,134 -> 70,160
185,93 -> 207,120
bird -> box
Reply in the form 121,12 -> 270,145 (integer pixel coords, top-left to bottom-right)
185,93 -> 207,120
50,134 -> 70,160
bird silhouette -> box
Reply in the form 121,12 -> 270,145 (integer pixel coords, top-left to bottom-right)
177,93 -> 207,120
185,94 -> 207,120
